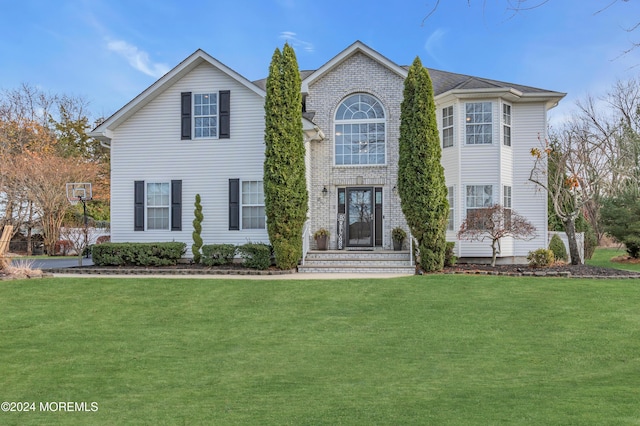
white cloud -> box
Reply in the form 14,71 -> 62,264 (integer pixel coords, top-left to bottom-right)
106,39 -> 170,78
279,32 -> 315,53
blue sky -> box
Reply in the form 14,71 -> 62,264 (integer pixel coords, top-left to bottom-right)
1,0 -> 639,125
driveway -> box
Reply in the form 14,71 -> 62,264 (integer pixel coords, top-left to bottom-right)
12,257 -> 94,270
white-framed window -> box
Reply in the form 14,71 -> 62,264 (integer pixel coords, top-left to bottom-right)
467,185 -> 494,210
503,104 -> 511,146
335,94 -> 386,165
442,106 -> 454,148
466,185 -> 494,227
147,182 -> 170,230
465,102 -> 492,145
447,186 -> 455,231
194,93 -> 218,138
242,180 -> 265,229
503,185 -> 512,226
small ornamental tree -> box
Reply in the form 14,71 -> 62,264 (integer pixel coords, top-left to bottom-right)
192,194 -> 203,264
263,43 -> 308,269
398,57 -> 449,272
457,204 -> 536,267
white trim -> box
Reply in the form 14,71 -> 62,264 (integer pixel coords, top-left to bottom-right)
464,101 -> 493,145
333,92 -> 388,166
146,182 -> 171,231
240,180 -> 265,230
193,92 -> 219,139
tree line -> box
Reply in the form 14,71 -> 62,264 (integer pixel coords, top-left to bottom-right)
0,84 -> 109,255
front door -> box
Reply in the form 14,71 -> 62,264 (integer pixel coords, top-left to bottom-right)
346,187 -> 373,247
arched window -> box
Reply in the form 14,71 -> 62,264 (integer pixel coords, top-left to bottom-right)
335,94 -> 386,165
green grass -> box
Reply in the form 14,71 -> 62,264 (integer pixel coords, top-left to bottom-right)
587,247 -> 640,272
2,275 -> 640,425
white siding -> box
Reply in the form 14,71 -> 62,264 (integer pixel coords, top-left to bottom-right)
110,62 -> 268,254
512,103 -> 548,255
450,99 -> 549,260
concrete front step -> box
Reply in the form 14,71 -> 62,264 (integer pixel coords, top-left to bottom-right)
305,250 -> 410,259
298,265 -> 416,274
304,258 -> 411,266
299,250 -> 415,274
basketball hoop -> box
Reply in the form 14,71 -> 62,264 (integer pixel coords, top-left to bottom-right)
66,183 -> 92,206
66,183 -> 93,259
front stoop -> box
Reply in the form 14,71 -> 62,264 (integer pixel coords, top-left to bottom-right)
298,250 -> 416,274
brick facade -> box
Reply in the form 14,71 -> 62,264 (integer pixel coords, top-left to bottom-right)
306,52 -> 408,250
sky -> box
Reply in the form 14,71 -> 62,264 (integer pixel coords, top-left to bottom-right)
1,0 -> 639,126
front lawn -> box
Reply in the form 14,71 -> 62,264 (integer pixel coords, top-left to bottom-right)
1,275 -> 639,425
587,247 -> 640,272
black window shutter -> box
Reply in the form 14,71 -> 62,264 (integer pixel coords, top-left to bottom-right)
219,90 -> 230,139
229,178 -> 239,230
134,181 -> 145,231
171,180 -> 182,231
181,92 -> 192,140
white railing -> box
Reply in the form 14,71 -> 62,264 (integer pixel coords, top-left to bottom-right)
301,220 -> 311,266
409,230 -> 414,267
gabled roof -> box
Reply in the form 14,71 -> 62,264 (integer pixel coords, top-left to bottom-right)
254,40 -> 564,108
90,49 -> 265,141
300,41 -> 408,93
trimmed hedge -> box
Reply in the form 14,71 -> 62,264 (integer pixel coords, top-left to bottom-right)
92,242 -> 186,266
237,243 -> 272,270
202,244 -> 237,266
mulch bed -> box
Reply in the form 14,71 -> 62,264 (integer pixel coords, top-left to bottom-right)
442,263 -> 640,278
3,261 -> 640,279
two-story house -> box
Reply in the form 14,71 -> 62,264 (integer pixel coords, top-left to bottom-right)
90,41 -> 565,270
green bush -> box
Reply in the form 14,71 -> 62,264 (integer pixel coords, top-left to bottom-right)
527,248 -> 555,268
601,190 -> 640,258
623,235 -> 640,258
202,244 -> 237,266
237,243 -> 272,270
93,242 -> 186,266
548,234 -> 568,262
444,241 -> 457,267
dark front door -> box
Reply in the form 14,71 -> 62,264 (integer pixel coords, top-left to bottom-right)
346,187 -> 373,247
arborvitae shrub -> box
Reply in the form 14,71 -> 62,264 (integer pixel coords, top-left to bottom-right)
549,234 -> 568,262
444,241 -> 457,267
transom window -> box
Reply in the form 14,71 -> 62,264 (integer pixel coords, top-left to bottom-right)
335,94 -> 386,165
242,181 -> 265,229
147,182 -> 170,230
442,106 -> 454,148
194,93 -> 218,138
465,102 -> 492,144
503,104 -> 511,146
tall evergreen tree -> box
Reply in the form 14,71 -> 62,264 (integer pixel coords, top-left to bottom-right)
398,57 -> 449,272
263,43 -> 308,269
